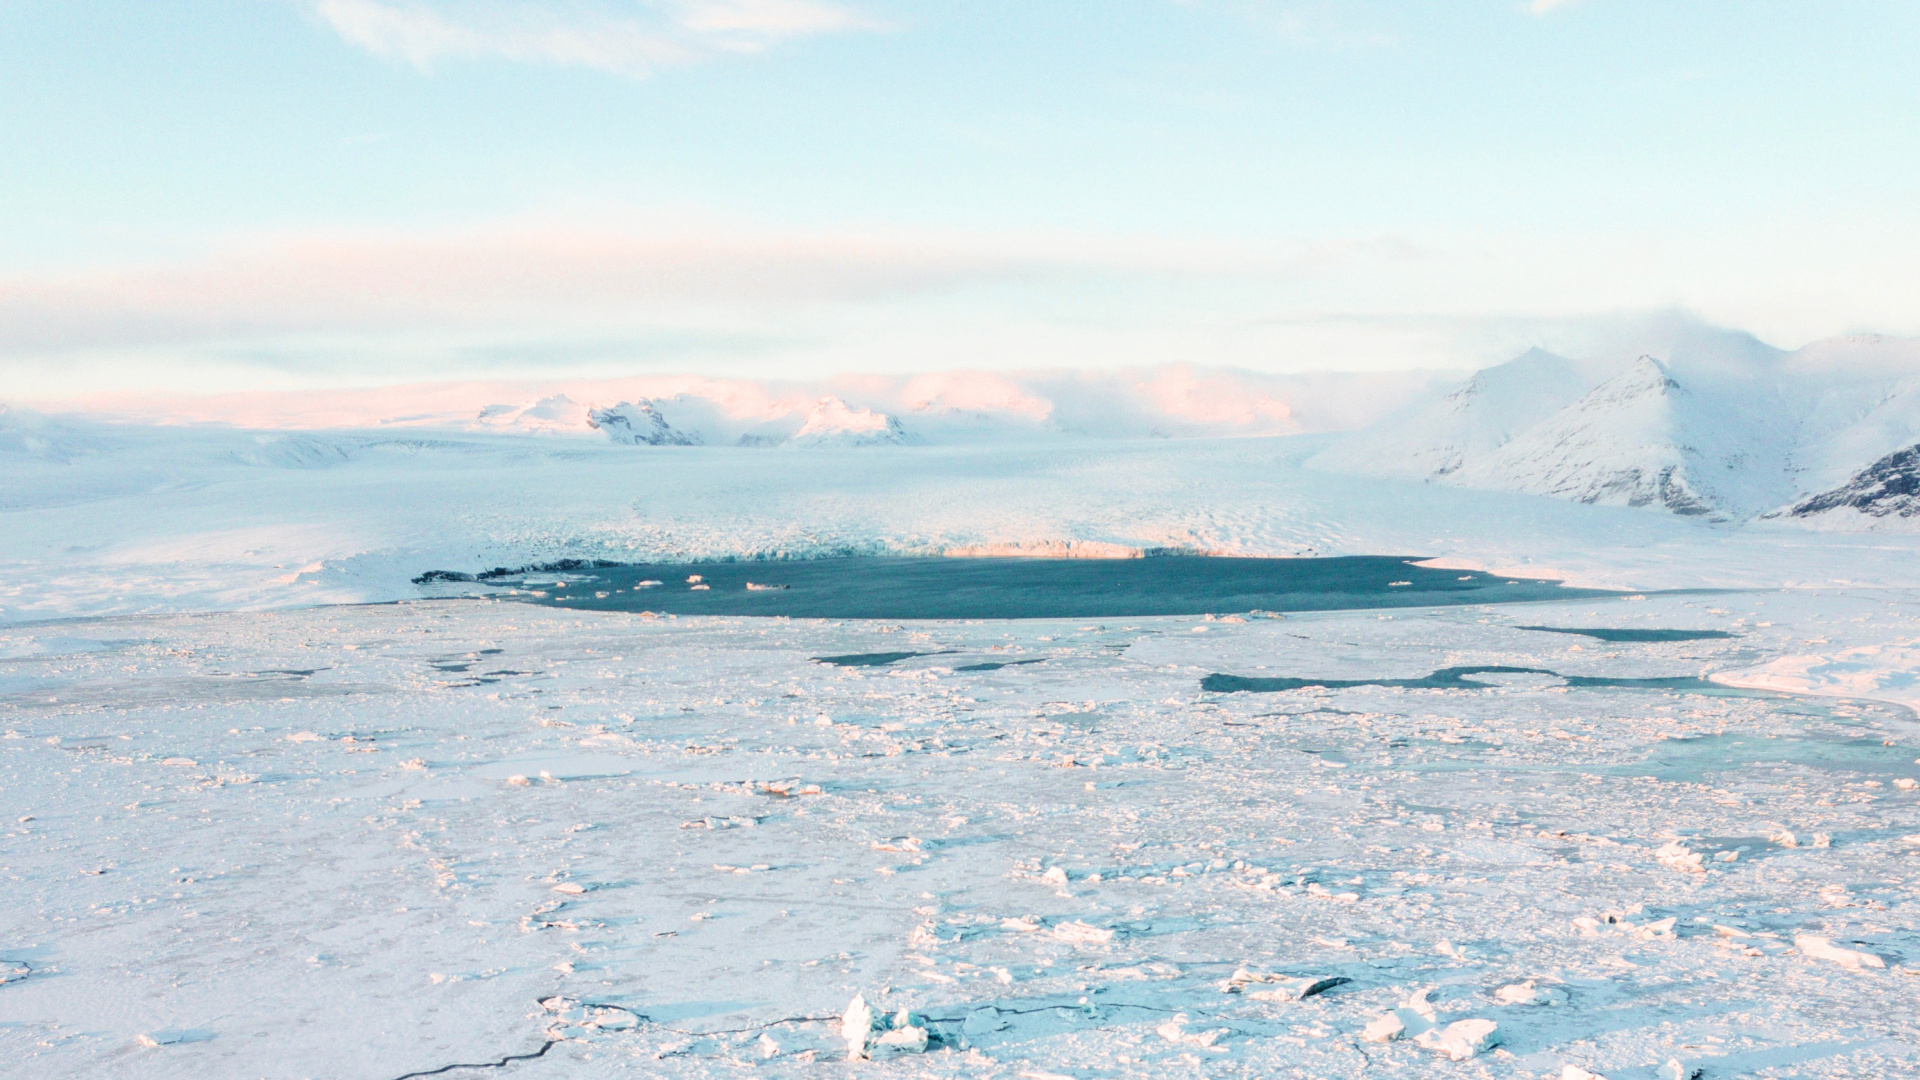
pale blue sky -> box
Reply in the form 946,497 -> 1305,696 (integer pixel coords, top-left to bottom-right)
4,1 -> 1918,396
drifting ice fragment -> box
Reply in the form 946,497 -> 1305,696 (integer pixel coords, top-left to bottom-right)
841,994 -> 876,1059
841,995 -> 929,1059
1493,980 -> 1566,1006
1360,1012 -> 1409,1042
872,1025 -> 928,1055
135,1029 -> 214,1047
1154,1014 -> 1225,1047
1412,1018 -> 1500,1061
1657,1059 -> 1703,1080
1221,969 -> 1347,1001
1361,989 -> 1437,1042
1052,920 -> 1114,945
1654,841 -> 1704,873
1795,935 -> 1885,971
1041,866 -> 1069,887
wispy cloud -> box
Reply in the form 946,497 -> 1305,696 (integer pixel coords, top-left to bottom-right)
311,0 -> 881,76
1526,0 -> 1586,15
1176,1 -> 1399,49
0,220 -> 1353,359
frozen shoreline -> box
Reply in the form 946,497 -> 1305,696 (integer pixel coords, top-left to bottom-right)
6,429 -> 1920,630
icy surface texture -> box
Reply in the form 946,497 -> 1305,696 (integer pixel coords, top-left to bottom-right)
3,589 -> 1918,1077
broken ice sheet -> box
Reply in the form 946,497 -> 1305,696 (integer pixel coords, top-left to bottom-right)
12,589 -> 1920,1078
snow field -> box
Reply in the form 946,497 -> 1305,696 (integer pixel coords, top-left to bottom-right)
4,589 -> 1919,1077
10,424 -> 1920,629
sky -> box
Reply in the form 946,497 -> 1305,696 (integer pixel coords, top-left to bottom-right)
3,0 -> 1919,399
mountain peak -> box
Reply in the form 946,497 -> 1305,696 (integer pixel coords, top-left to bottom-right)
792,396 -> 910,447
587,400 -> 701,446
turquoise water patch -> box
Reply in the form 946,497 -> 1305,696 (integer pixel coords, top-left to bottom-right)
447,555 -> 1611,620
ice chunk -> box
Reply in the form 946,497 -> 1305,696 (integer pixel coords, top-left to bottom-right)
1795,935 -> 1885,971
1221,969 -> 1347,1001
1041,866 -> 1069,887
1052,920 -> 1114,945
1493,980 -> 1566,1005
135,1028 -> 215,1047
872,1024 -> 928,1056
1413,1019 -> 1500,1061
841,993 -> 877,1059
1154,1015 -> 1225,1047
1654,840 -> 1704,873
1362,989 -> 1437,1042
1657,1060 -> 1703,1080
1636,917 -> 1677,939
962,1008 -> 1008,1037
841,995 -> 927,1059
1561,1067 -> 1607,1080
1361,1012 -> 1407,1042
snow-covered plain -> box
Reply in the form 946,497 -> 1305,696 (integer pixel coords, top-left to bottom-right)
4,588 -> 1919,1078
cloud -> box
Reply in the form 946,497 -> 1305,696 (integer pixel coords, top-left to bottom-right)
1526,0 -> 1585,14
1174,1 -> 1398,49
311,0 -> 880,75
0,221 -> 1308,359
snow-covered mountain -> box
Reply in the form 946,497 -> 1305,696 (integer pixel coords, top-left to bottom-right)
473,394 -> 592,435
1454,356 -> 1793,519
1776,442 -> 1920,524
789,396 -> 910,447
1307,347 -> 1598,480
1309,331 -> 1920,524
586,400 -> 701,446
45,364 -> 1454,448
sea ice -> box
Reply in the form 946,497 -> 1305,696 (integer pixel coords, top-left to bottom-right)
1412,1018 -> 1501,1061
1795,935 -> 1886,971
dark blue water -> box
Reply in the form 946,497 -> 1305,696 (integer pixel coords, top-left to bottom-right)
1518,626 -> 1734,643
457,555 -> 1614,620
1201,665 -> 1742,695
